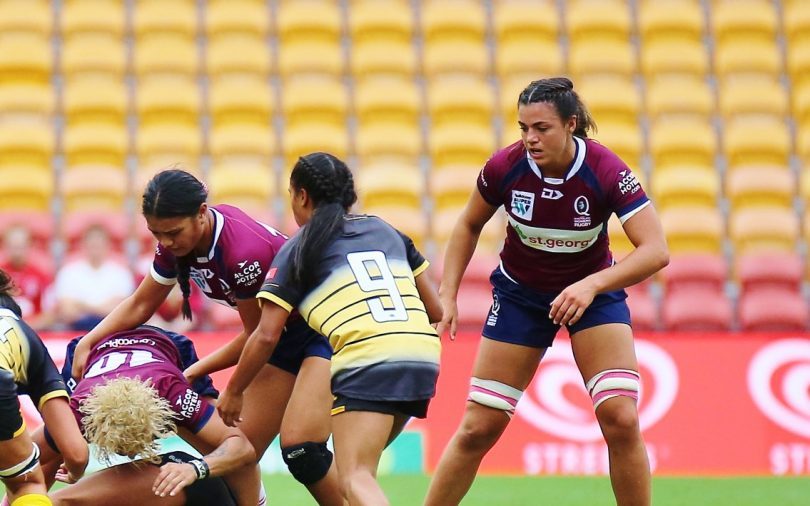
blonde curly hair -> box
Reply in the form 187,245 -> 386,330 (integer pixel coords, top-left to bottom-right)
79,377 -> 177,464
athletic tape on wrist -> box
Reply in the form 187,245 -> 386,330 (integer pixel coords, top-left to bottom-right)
189,459 -> 209,480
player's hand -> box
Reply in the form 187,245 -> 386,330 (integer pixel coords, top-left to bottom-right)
54,463 -> 82,484
153,462 -> 196,498
549,278 -> 597,327
71,340 -> 91,379
182,365 -> 200,385
435,296 -> 459,341
217,389 -> 244,427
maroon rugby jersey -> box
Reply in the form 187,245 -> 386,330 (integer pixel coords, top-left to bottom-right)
151,204 -> 287,307
70,327 -> 213,433
478,137 -> 650,292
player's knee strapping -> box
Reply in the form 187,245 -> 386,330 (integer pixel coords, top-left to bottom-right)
468,378 -> 523,418
586,369 -> 640,410
281,441 -> 333,485
10,494 -> 52,506
0,443 -> 40,479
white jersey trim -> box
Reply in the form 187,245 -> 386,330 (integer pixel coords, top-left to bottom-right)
198,208 -> 225,262
618,200 -> 651,224
498,261 -> 519,284
150,265 -> 177,286
525,136 -> 586,184
508,215 -> 603,253
0,308 -> 19,320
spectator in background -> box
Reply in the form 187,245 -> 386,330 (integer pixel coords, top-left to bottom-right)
0,225 -> 54,330
53,225 -> 134,331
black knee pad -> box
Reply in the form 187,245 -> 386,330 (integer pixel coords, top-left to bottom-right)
281,441 -> 333,485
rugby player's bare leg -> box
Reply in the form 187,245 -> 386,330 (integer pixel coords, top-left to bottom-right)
1,431 -> 50,504
571,323 -> 651,506
239,364 -> 295,458
332,411 -> 408,506
424,338 -> 546,506
49,463 -> 185,506
279,356 -> 344,506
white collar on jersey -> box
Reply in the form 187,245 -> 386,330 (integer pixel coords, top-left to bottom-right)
525,136 -> 586,185
197,207 -> 225,262
0,308 -> 19,320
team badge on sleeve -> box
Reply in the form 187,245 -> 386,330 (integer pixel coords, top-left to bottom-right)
510,191 -> 535,220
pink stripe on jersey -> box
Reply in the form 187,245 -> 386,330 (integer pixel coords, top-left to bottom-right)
468,385 -> 519,409
592,388 -> 639,406
588,370 -> 640,396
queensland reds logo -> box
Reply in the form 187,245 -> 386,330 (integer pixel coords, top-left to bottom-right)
748,339 -> 810,438
516,339 -> 678,442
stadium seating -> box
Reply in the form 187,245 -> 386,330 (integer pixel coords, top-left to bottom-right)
133,35 -> 198,77
577,77 -> 640,126
421,0 -> 488,78
725,166 -> 794,211
63,78 -> 127,127
738,287 -> 807,331
662,286 -> 734,331
208,77 -> 274,126
492,0 -> 562,78
660,253 -> 727,295
651,167 -> 720,210
0,210 -> 54,249
208,123 -> 275,163
626,284 -> 657,331
63,123 -> 128,169
349,1 -> 416,79
0,168 -> 53,211
208,164 -> 275,214
62,167 -> 128,212
718,78 -> 788,119
660,206 -> 724,254
430,165 -> 478,211
62,35 -> 126,80
723,116 -> 791,168
205,0 -> 270,40
637,0 -> 703,45
206,35 -> 272,78
729,206 -> 800,254
357,164 -> 423,210
61,0 -> 125,40
0,34 -> 52,84
427,78 -> 495,129
645,76 -> 713,119
0,83 -> 54,118
640,39 -> 709,77
132,0 -> 196,40
649,118 -> 717,169
735,251 -> 803,292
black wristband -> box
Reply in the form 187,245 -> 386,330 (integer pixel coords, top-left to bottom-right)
189,459 -> 209,480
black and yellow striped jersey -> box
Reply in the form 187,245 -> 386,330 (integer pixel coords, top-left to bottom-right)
0,307 -> 69,410
257,215 -> 440,401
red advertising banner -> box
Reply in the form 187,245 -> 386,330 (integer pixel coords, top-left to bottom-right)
30,331 -> 810,476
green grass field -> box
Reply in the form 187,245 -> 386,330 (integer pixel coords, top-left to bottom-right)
4,474 -> 809,504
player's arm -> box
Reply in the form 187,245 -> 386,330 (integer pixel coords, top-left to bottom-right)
71,276 -> 174,378
218,301 -> 288,427
183,298 -> 261,382
415,269 -> 443,324
438,189 -> 498,338
39,397 -> 88,484
153,413 -> 257,503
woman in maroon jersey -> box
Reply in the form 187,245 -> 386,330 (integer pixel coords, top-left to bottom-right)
425,77 -> 669,506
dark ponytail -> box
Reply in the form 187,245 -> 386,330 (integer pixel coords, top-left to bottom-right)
518,77 -> 596,138
289,153 -> 357,286
142,169 -> 208,320
0,269 -> 22,317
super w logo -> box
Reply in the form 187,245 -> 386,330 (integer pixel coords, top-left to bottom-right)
511,190 -> 535,220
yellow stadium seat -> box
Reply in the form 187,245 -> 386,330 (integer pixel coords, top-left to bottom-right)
61,0 -> 125,40
422,40 -> 490,78
132,0 -> 196,40
421,0 -> 486,46
277,40 -> 344,79
651,167 -> 720,211
282,124 -> 349,171
354,79 -> 420,126
794,82 -> 810,127
718,78 -> 788,119
727,166 -> 794,211
348,1 -> 413,45
576,77 -> 640,126
62,166 -> 128,212
433,206 -> 505,254
714,40 -> 781,79
788,40 -> 810,87
362,205 -> 427,249
729,207 -> 799,254
0,0 -> 51,37
277,1 -> 341,45
62,34 -> 126,79
607,214 -> 633,257
640,39 -> 709,77
800,126 -> 810,162
566,0 -> 631,44
493,0 -> 558,47
208,164 -> 275,213
136,77 -> 200,128
660,205 -> 724,254
205,0 -> 270,40
499,77 -> 536,126
355,122 -> 422,164
784,1 -> 810,46
136,123 -> 202,167
568,39 -> 635,78
724,116 -> 790,168
63,78 -> 127,126
0,167 -> 53,211
429,123 -> 496,169
427,78 -> 495,129
649,118 -> 716,170
494,39 -> 563,80
133,35 -> 197,77
592,122 -> 643,170
281,78 -> 348,129
63,123 -> 127,168
358,165 -> 423,209
208,77 -> 273,127
0,34 -> 52,84
638,0 -> 702,44
645,76 -> 713,119
350,41 -> 417,80
430,165 -> 478,211
0,83 -> 54,117
208,123 -> 274,162
711,0 -> 777,46
206,35 -> 272,78
0,123 -> 53,170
